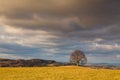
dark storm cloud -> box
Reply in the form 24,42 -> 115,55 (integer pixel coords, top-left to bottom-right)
0,0 -> 119,41
0,0 -> 119,28
0,0 -> 120,62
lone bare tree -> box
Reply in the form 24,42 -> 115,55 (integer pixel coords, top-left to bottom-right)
70,50 -> 87,66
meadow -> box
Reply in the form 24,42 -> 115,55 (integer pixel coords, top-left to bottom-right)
0,66 -> 120,80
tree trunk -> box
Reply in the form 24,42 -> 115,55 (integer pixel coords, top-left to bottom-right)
76,61 -> 79,66
76,63 -> 79,66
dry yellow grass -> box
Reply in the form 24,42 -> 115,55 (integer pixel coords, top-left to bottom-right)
0,66 -> 120,80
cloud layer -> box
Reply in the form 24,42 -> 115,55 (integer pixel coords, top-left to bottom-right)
0,0 -> 120,63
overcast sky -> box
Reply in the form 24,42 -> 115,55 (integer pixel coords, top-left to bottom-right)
0,0 -> 120,63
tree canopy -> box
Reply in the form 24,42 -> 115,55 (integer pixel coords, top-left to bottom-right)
70,50 -> 87,66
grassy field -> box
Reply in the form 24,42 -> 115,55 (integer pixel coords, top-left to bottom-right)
0,66 -> 120,80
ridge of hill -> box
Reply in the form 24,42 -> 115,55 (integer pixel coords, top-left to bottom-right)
0,58 -> 59,67
0,58 -> 120,70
